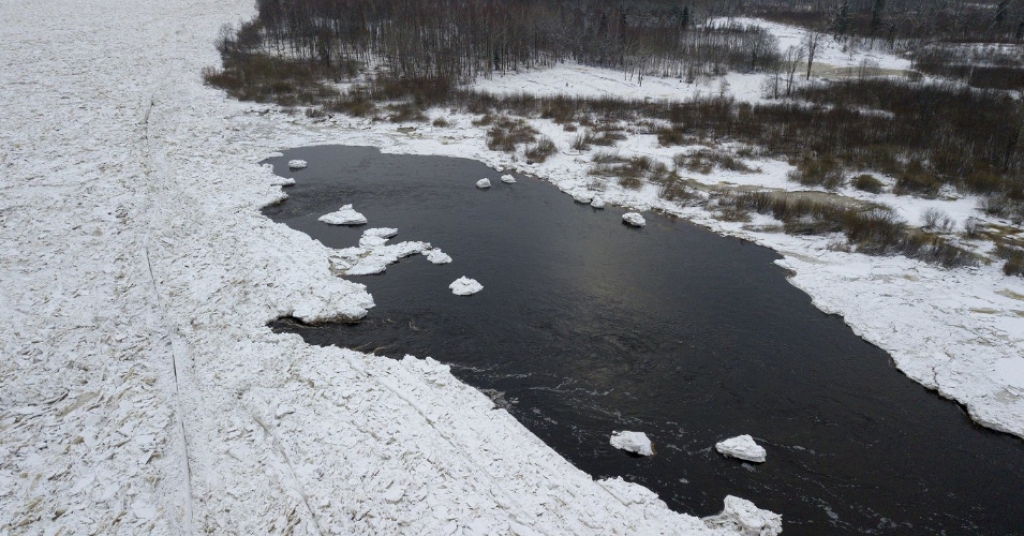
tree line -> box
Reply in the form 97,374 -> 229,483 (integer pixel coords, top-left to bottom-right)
241,0 -> 783,85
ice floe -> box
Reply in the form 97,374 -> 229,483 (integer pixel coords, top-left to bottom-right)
501,174 -> 517,184
715,435 -> 767,463
622,212 -> 646,227
610,431 -> 654,456
591,196 -> 605,209
476,178 -> 491,188
450,276 -> 483,295
288,159 -> 307,170
318,204 -> 368,225
424,248 -> 453,264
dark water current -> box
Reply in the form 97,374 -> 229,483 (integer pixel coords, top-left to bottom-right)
263,146 -> 1024,536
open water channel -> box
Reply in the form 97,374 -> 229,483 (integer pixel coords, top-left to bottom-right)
263,145 -> 1024,536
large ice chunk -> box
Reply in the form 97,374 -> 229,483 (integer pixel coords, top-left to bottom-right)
704,495 -> 783,536
591,196 -> 605,209
288,159 -> 307,170
449,276 -> 483,296
622,212 -> 646,227
609,431 -> 653,456
715,434 -> 767,463
500,174 -> 517,184
476,178 -> 492,189
424,249 -> 452,264
319,204 -> 368,226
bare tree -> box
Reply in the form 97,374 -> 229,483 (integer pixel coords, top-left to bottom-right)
803,30 -> 821,79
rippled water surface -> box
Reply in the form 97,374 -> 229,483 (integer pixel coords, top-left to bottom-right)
263,146 -> 1024,536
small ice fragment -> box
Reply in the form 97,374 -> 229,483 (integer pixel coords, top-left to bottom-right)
572,190 -> 594,204
500,174 -> 516,184
590,196 -> 605,209
715,435 -> 767,463
476,178 -> 492,189
319,204 -> 367,226
622,212 -> 646,227
363,227 -> 398,239
449,276 -> 483,296
288,159 -> 307,170
609,431 -> 653,456
425,249 -> 452,264
270,176 -> 296,187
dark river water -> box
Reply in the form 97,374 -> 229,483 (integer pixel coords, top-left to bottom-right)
262,146 -> 1024,536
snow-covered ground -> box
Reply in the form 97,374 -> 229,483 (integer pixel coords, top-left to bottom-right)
715,17 -> 913,73
475,62 -> 770,103
4,2 -> 1024,534
0,0 -> 782,535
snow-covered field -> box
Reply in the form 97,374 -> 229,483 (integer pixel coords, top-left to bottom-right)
0,0 -> 782,534
3,2 -> 1023,534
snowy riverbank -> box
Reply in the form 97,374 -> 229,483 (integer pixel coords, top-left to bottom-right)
0,0 -> 782,534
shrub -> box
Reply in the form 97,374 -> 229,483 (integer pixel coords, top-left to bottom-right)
678,149 -> 754,174
525,137 -> 558,163
486,117 -> 537,152
1005,252 -> 1024,277
894,160 -> 941,196
788,154 -> 846,190
852,174 -> 884,193
432,117 -> 450,127
619,177 -> 643,189
921,208 -> 954,233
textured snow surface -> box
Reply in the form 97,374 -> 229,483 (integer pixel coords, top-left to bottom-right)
319,203 -> 368,225
476,178 -> 492,189
450,277 -> 484,296
610,431 -> 654,456
0,0 -> 778,534
704,496 -> 784,536
715,435 -> 767,464
287,159 -> 307,170
622,212 -> 647,227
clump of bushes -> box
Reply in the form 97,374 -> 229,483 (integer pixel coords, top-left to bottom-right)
675,149 -> 755,174
525,136 -> 558,163
387,103 -> 427,123
852,174 -> 885,193
787,154 -> 846,190
202,54 -> 342,107
487,117 -> 538,152
727,192 -> 976,268
921,208 -> 955,233
894,159 -> 941,196
572,129 -> 626,151
591,154 -> 673,189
